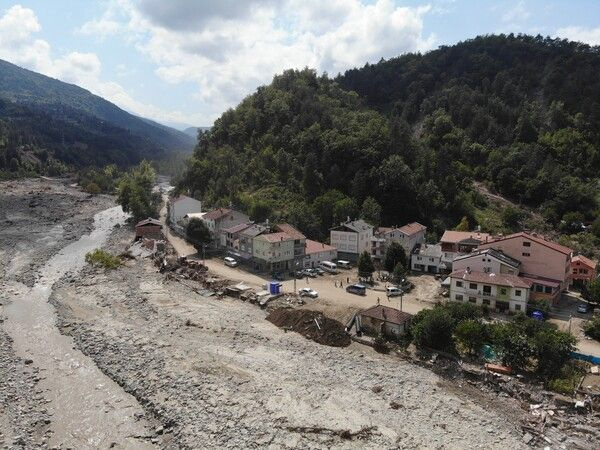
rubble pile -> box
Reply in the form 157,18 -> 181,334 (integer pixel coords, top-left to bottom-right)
266,308 -> 351,347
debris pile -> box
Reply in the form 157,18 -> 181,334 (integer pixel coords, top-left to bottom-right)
266,308 -> 351,347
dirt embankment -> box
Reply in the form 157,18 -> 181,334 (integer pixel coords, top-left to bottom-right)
266,308 -> 351,347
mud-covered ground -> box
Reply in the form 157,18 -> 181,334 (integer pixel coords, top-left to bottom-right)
47,224 -> 531,449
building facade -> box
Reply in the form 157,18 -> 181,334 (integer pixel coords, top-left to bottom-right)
330,219 -> 374,261
201,208 -> 250,247
449,269 -> 531,313
304,239 -> 337,268
252,232 -> 295,272
452,248 -> 520,275
439,230 -> 492,270
411,244 -> 444,273
571,255 -> 597,285
169,195 -> 202,226
358,305 -> 412,339
371,222 -> 426,261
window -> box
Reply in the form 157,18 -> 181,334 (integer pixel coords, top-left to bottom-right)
514,304 -> 522,311
469,283 -> 477,290
483,285 -> 491,295
455,294 -> 463,301
456,281 -> 463,287
523,242 -> 531,247
515,289 -> 521,297
522,252 -> 530,257
500,288 -> 507,295
469,297 -> 477,304
544,286 -> 552,294
482,298 -> 491,305
535,285 -> 543,293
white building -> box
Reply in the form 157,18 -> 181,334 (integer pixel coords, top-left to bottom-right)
169,195 -> 202,227
411,244 -> 444,273
304,239 -> 337,269
452,248 -> 520,275
201,208 -> 250,247
371,222 -> 427,261
330,219 -> 374,261
449,269 -> 531,313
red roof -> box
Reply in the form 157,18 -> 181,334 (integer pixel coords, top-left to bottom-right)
257,232 -> 293,243
274,223 -> 305,240
222,222 -> 251,234
398,222 -> 427,236
572,255 -> 597,269
450,270 -> 532,289
484,232 -> 572,255
135,217 -> 161,227
359,305 -> 412,326
305,239 -> 336,255
202,208 -> 231,221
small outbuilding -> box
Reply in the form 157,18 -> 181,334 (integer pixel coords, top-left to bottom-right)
357,305 -> 412,339
135,217 -> 162,240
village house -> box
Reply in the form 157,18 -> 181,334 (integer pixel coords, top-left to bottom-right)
330,219 -> 374,262
274,223 -> 306,259
452,248 -> 520,275
357,305 -> 412,339
200,208 -> 250,247
477,232 -> 572,302
168,195 -> 202,230
440,230 -> 492,270
252,232 -> 295,273
304,239 -> 337,269
135,217 -> 162,240
411,243 -> 444,273
570,254 -> 597,285
449,269 -> 531,313
371,222 -> 427,261
238,224 -> 268,263
221,222 -> 253,256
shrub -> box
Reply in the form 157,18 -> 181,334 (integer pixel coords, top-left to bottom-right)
373,334 -> 389,354
533,329 -> 576,379
454,319 -> 488,356
85,249 -> 121,269
85,182 -> 101,194
583,315 -> 600,341
444,302 -> 482,324
546,363 -> 586,395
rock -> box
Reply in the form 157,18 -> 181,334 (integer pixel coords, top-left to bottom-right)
522,433 -> 534,444
24,359 -> 33,365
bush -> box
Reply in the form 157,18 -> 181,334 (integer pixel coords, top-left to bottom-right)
454,319 -> 488,356
411,308 -> 455,353
85,249 -> 121,269
85,182 -> 101,195
533,329 -> 576,379
444,302 -> 483,323
583,315 -> 600,341
546,363 -> 586,395
373,334 -> 389,354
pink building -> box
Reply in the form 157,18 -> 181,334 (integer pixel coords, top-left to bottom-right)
571,255 -> 597,285
478,232 -> 572,304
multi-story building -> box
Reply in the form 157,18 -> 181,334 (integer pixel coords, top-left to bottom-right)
304,239 -> 337,269
238,224 -> 267,262
411,244 -> 444,273
221,222 -> 253,257
201,208 -> 249,247
330,219 -> 374,261
452,248 -> 520,275
252,232 -> 295,272
440,230 -> 491,270
570,255 -> 597,285
371,222 -> 426,261
274,223 -> 306,260
168,195 -> 202,231
449,269 -> 531,313
477,232 -> 572,303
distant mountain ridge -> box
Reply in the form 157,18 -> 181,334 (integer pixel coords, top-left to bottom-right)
183,126 -> 210,138
0,58 -> 194,173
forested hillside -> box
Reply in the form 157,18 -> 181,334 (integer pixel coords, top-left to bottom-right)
180,34 -> 600,243
0,59 -> 194,178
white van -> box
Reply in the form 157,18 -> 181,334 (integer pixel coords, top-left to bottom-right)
337,260 -> 351,269
224,256 -> 238,267
386,286 -> 403,297
320,261 -> 338,273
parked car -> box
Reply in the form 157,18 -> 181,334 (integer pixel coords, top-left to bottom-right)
304,269 -> 318,278
224,256 -> 238,267
577,303 -> 590,314
295,270 -> 306,279
346,283 -> 367,296
337,260 -> 351,269
386,286 -> 403,297
399,279 -> 414,292
299,288 -> 318,298
314,267 -> 325,275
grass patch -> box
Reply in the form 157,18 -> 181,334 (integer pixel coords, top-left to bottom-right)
545,362 -> 586,395
85,248 -> 121,270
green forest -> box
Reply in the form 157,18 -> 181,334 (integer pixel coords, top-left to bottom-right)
179,34 -> 600,249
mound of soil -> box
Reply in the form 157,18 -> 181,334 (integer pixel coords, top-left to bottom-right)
266,308 -> 351,347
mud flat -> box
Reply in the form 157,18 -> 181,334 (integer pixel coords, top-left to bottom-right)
47,225 -> 528,449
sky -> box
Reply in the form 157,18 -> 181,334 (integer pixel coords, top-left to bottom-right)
0,1 -> 599,130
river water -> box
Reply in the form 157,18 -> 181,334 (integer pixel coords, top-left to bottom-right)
3,206 -> 155,449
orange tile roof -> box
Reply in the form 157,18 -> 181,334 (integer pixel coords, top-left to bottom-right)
450,270 -> 532,289
398,222 -> 427,236
305,239 -> 336,254
572,254 -> 597,269
441,230 -> 491,244
485,232 -> 572,255
274,223 -> 306,240
359,305 -> 412,326
202,208 -> 231,220
257,232 -> 293,243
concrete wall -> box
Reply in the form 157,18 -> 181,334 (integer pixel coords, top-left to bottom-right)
452,254 -> 517,275
304,249 -> 338,268
253,237 -> 294,263
170,197 -> 202,224
450,278 -> 529,312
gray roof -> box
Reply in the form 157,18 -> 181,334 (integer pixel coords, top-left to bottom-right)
413,243 -> 442,258
240,224 -> 266,238
454,248 -> 520,268
331,219 -> 373,233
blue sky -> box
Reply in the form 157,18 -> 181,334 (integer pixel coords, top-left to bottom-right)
0,0 -> 599,129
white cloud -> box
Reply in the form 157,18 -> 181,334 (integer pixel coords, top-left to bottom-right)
556,26 -> 600,46
0,4 -> 197,124
501,1 -> 531,24
83,0 -> 435,123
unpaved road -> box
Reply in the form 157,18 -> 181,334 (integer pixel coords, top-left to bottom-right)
0,179 -> 157,449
